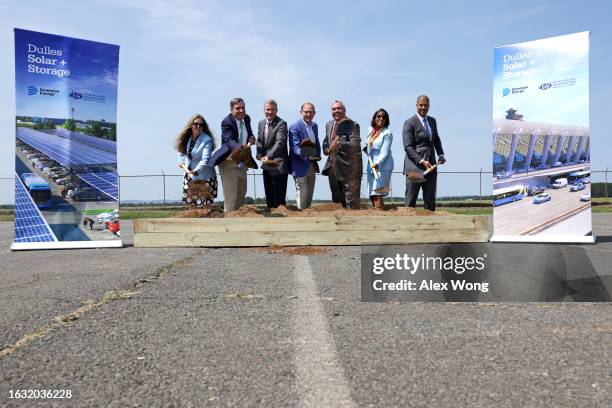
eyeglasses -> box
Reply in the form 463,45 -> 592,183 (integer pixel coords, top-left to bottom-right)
192,122 -> 205,128
375,114 -> 385,119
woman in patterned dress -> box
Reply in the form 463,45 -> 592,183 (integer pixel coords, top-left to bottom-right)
175,114 -> 218,208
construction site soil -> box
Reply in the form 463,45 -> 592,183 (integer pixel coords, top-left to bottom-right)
176,204 -> 452,218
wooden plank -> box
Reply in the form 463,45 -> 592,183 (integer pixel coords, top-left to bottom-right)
335,215 -> 476,231
132,218 -> 149,233
138,215 -> 479,233
134,226 -> 488,247
144,216 -> 338,233
474,216 -> 490,239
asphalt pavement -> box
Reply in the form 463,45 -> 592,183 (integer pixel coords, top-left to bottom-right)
0,216 -> 610,407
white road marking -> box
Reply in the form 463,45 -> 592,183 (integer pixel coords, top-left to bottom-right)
292,255 -> 356,408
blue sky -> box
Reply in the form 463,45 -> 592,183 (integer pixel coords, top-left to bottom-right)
1,0 -> 611,203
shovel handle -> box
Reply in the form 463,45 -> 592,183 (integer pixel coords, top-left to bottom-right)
422,163 -> 439,176
367,156 -> 380,180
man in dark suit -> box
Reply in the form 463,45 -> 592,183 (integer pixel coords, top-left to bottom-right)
403,95 -> 446,211
256,100 -> 289,208
288,102 -> 322,209
322,100 -> 362,209
211,97 -> 256,212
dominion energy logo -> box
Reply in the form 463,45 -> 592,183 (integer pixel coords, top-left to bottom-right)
27,85 -> 59,96
503,86 -> 528,97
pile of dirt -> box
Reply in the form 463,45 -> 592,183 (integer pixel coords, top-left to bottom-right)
393,207 -> 450,216
255,245 -> 330,255
221,206 -> 261,218
303,203 -> 345,212
177,204 -> 451,218
267,205 -> 298,217
176,208 -> 213,218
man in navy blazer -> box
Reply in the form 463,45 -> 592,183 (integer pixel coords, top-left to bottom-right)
288,102 -> 321,209
403,95 -> 446,211
211,97 -> 256,212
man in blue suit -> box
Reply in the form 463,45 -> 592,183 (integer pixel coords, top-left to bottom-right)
288,102 -> 321,209
210,97 -> 256,212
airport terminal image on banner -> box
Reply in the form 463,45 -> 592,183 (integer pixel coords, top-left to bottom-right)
492,116 -> 591,237
14,117 -> 119,244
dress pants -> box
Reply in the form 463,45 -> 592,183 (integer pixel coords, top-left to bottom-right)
218,159 -> 248,212
328,172 -> 361,209
405,172 -> 437,211
263,170 -> 288,208
294,163 -> 316,210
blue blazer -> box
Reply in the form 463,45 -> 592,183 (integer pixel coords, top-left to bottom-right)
210,113 -> 256,167
365,127 -> 394,174
288,120 -> 321,177
178,133 -> 216,180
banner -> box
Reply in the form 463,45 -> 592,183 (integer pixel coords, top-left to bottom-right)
491,32 -> 593,243
12,29 -> 121,250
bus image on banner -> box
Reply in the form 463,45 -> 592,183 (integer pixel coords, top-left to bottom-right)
568,170 -> 590,185
493,185 -> 525,207
21,173 -> 52,209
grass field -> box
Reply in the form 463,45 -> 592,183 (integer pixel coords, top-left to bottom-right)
1,198 -> 610,222
4,207 -> 612,222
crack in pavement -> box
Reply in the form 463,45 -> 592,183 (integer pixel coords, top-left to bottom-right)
0,252 -> 201,360
0,275 -> 42,291
0,297 -> 74,302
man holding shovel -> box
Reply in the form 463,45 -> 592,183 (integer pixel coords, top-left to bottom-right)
256,99 -> 289,209
210,97 -> 257,212
402,95 -> 446,211
322,100 -> 362,209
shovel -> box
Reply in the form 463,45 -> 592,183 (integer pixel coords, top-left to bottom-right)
368,155 -> 390,194
231,141 -> 258,169
407,161 -> 443,183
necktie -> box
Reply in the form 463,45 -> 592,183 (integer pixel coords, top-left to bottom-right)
423,118 -> 431,140
239,120 -> 245,144
265,120 -> 271,142
331,122 -> 337,142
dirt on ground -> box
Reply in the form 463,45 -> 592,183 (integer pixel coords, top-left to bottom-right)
176,208 -> 213,218
175,204 -> 451,218
254,245 -> 331,255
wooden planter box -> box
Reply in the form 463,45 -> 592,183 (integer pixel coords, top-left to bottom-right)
133,215 -> 488,247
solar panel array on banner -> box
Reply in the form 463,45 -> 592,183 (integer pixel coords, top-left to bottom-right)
78,172 -> 119,200
50,128 -> 117,153
14,175 -> 57,243
16,127 -> 116,167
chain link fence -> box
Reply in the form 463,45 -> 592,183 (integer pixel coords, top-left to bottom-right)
4,168 -> 606,205
1,168 -> 609,205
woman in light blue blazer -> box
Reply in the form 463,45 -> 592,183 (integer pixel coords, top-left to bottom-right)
364,108 -> 394,209
175,114 -> 217,207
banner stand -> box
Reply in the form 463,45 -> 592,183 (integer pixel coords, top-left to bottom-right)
490,235 -> 595,244
491,32 -> 592,243
11,241 -> 123,251
13,29 -> 121,250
